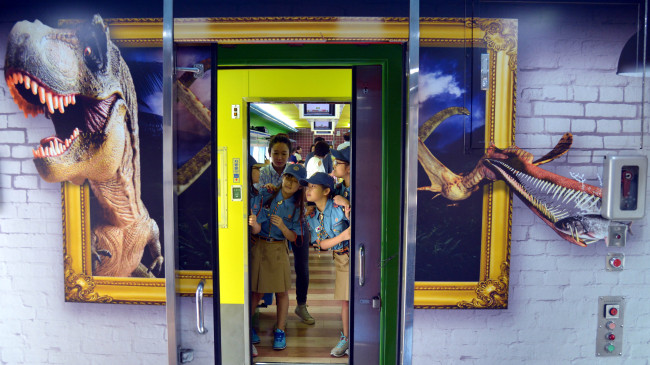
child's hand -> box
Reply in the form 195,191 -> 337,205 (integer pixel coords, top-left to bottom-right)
344,205 -> 351,220
270,215 -> 286,229
305,205 -> 315,216
263,183 -> 278,192
248,214 -> 257,227
333,195 -> 349,208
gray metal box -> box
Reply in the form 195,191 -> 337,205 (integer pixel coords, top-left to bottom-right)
602,155 -> 647,220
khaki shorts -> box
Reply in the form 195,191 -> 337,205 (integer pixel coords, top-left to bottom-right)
333,252 -> 350,301
250,237 -> 291,293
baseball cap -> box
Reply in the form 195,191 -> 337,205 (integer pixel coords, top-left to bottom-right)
283,163 -> 307,180
330,146 -> 350,163
299,172 -> 335,192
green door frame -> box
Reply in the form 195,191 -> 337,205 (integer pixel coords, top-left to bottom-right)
217,44 -> 404,365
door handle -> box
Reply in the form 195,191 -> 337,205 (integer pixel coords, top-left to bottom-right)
358,244 -> 365,286
196,279 -> 207,334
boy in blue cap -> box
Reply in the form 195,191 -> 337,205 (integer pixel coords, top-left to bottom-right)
249,163 -> 307,351
300,172 -> 351,357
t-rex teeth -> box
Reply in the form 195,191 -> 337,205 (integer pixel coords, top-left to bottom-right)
38,86 -> 46,104
46,92 -> 54,114
24,75 -> 31,89
31,80 -> 38,95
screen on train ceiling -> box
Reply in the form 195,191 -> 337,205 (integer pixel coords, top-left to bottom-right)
313,120 -> 332,130
304,103 -> 335,116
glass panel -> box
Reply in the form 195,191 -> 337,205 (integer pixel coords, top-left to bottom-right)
172,44 -> 216,362
414,1 -> 516,308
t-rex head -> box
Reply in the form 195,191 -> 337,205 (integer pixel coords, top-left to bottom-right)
5,15 -> 137,185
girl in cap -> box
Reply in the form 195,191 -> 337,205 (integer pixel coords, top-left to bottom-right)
248,156 -> 265,357
330,146 -> 351,209
300,172 -> 351,357
248,163 -> 307,351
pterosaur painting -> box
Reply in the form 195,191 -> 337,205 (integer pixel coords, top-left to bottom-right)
4,15 -> 164,279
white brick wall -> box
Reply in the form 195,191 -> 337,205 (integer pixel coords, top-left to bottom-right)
413,5 -> 650,365
2,5 -> 650,365
0,20 -> 169,365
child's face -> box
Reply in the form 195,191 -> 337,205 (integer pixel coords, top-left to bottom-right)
282,174 -> 300,196
251,167 -> 261,184
333,159 -> 350,178
270,143 -> 290,168
305,183 -> 329,202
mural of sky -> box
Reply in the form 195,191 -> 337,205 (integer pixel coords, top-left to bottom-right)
419,47 -> 486,156
415,46 -> 488,282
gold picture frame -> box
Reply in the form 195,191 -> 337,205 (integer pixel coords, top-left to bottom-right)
59,17 -> 515,305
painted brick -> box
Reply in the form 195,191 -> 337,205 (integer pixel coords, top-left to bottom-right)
585,103 -> 637,118
0,130 -> 25,144
0,144 -> 9,157
545,118 -> 571,133
571,86 -> 598,102
599,86 -> 624,102
603,135 -> 641,149
513,134 -> 552,149
0,188 -> 26,203
26,189 -> 59,203
570,119 -> 596,133
534,102 -> 584,117
2,160 -> 21,174
595,119 -> 622,133
623,86 -> 642,103
11,145 -> 36,159
1,348 -> 24,363
13,175 -> 39,189
542,86 -> 568,101
25,126 -> 55,144
574,72 -> 630,87
622,119 -> 641,133
516,118 -> 545,133
21,160 -> 38,174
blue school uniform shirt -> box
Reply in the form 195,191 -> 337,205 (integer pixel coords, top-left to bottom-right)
334,182 -> 350,200
305,199 -> 349,251
256,189 -> 302,241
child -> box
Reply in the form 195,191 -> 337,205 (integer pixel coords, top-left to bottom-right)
249,164 -> 307,351
248,156 -> 265,357
300,172 -> 352,357
330,146 -> 351,208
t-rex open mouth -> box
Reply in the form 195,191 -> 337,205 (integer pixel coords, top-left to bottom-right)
5,69 -> 118,159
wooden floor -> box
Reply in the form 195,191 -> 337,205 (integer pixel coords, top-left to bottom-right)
254,249 -> 349,364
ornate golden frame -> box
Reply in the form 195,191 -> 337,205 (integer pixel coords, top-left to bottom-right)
414,18 -> 517,309
60,17 -> 515,305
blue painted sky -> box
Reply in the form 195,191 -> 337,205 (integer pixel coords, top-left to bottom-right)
419,47 -> 486,153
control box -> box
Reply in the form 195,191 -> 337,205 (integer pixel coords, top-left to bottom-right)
596,296 -> 625,357
602,155 -> 647,220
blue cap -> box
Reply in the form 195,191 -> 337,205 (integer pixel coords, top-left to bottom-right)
299,172 -> 335,192
330,147 -> 350,163
283,163 -> 307,180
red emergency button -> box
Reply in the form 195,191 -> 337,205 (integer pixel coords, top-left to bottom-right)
607,333 -> 616,341
610,257 -> 622,268
609,307 -> 619,316
606,321 -> 616,330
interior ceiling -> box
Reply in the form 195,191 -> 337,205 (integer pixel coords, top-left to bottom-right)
267,103 -> 351,129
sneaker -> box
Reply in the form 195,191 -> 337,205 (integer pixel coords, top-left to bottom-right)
273,328 -> 287,350
345,348 -> 349,356
252,344 -> 258,357
294,304 -> 315,325
251,328 -> 260,344
330,332 -> 349,357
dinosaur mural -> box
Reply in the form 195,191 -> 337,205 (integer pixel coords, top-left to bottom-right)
419,107 -> 614,247
4,15 -> 163,277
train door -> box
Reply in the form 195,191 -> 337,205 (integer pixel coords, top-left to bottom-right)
215,45 -> 402,364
